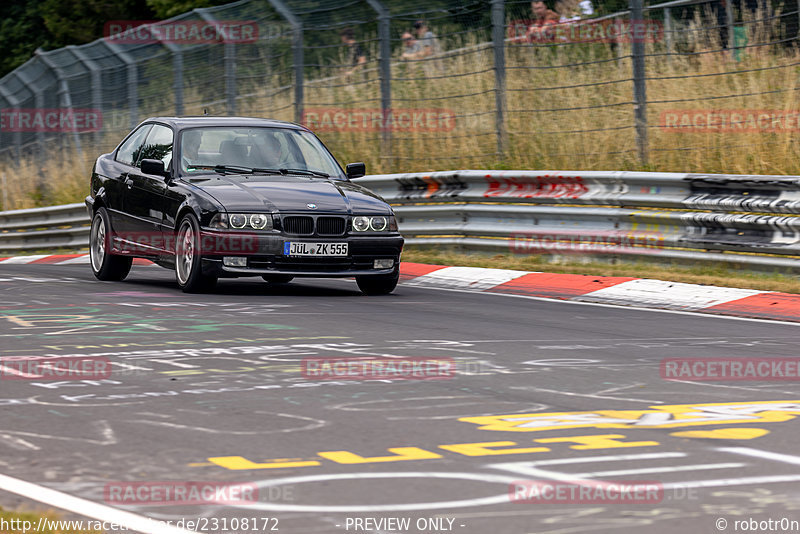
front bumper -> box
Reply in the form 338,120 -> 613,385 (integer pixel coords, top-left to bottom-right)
197,231 -> 403,278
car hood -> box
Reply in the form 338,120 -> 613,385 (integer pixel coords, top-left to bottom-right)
189,175 -> 391,214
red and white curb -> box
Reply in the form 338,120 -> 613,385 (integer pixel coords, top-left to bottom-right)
399,263 -> 800,323
2,254 -> 800,322
0,254 -> 155,266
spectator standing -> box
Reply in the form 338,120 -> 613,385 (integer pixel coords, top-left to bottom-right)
412,20 -> 442,58
340,27 -> 367,76
400,31 -> 423,60
527,1 -> 560,42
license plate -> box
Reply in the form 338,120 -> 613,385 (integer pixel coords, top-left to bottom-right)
283,242 -> 348,257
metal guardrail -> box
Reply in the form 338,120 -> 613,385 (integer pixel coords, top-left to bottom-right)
3,170 -> 800,272
355,170 -> 800,271
0,203 -> 88,252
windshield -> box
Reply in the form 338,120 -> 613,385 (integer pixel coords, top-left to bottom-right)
179,126 -> 345,179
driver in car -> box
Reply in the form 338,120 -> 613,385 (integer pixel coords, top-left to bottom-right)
181,130 -> 203,171
252,133 -> 287,169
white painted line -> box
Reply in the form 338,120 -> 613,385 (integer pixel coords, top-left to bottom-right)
506,452 -> 688,466
404,266 -> 531,290
0,255 -> 50,264
661,474 -> 800,490
575,278 -> 764,311
408,285 -> 800,327
0,473 -> 194,534
238,471 -> 524,512
489,453 -> 689,479
573,462 -> 745,478
718,447 -> 800,466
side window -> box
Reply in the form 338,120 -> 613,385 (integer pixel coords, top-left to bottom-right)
137,124 -> 174,170
116,125 -> 152,166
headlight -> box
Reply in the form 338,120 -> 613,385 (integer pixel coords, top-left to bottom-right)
352,216 -> 370,232
352,215 -> 397,232
212,213 -> 273,231
370,216 -> 387,231
230,214 -> 247,229
250,214 -> 270,230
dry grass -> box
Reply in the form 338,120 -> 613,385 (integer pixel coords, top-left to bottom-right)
2,15 -> 799,209
402,246 -> 800,294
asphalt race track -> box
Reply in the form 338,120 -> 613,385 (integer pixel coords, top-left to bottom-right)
2,262 -> 800,534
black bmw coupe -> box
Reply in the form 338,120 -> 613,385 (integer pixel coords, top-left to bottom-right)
86,117 -> 403,294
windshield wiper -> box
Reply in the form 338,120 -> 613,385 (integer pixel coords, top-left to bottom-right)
213,164 -> 255,174
186,165 -> 328,178
251,167 -> 287,175
279,168 -> 330,178
185,164 -> 254,175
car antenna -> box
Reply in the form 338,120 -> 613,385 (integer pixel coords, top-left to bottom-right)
203,108 -> 209,116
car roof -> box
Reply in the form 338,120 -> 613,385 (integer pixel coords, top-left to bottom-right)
143,116 -> 308,131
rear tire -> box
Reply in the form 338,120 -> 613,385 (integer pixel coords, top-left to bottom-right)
356,268 -> 399,295
175,214 -> 217,293
90,208 -> 132,281
262,275 -> 294,284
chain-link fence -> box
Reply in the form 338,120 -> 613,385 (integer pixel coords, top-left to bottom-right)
1,0 -> 799,208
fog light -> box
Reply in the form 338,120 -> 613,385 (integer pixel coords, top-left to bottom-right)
374,259 -> 394,269
223,256 -> 247,267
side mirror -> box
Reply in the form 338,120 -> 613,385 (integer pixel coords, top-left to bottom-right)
140,159 -> 167,178
346,162 -> 366,179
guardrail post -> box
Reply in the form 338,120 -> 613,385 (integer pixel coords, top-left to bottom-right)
0,86 -> 23,163
224,43 -> 236,115
292,24 -> 304,124
35,50 -> 84,161
101,40 -> 139,130
13,70 -> 46,169
664,7 -> 673,63
196,9 -> 236,115
367,0 -> 392,165
67,46 -> 105,147
631,0 -> 648,166
725,0 -> 735,51
491,0 -> 507,158
173,49 -> 185,116
267,0 -> 303,123
145,26 -> 185,116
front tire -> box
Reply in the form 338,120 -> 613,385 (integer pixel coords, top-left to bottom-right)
356,268 -> 399,296
175,214 -> 217,293
90,207 -> 132,281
